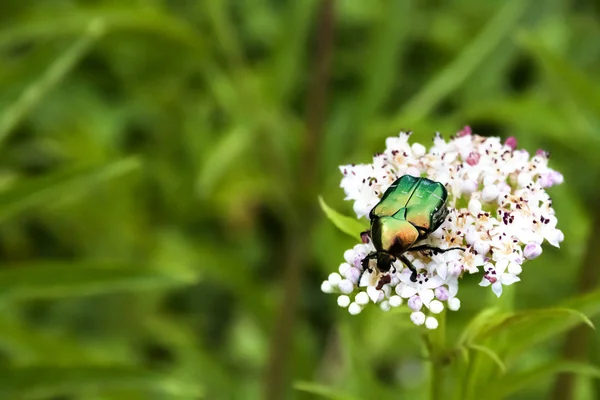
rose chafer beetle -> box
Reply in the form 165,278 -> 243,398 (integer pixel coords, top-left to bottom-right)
361,175 -> 463,282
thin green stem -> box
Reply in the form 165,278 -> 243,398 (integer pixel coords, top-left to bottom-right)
428,310 -> 447,400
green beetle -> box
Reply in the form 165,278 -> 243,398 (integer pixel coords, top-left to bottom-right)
361,175 -> 463,282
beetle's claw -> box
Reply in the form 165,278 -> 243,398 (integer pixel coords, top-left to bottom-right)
410,271 -> 417,282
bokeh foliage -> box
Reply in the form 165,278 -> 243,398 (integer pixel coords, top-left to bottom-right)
0,0 -> 599,399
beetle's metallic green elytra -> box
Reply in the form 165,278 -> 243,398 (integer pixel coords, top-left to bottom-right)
362,175 -> 461,283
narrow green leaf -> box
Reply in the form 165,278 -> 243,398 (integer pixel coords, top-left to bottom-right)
391,0 -> 530,127
470,306 -> 597,362
0,19 -> 104,147
488,361 -> 600,400
457,307 -> 503,346
468,344 -> 506,373
294,381 -> 358,400
318,197 -> 368,239
0,366 -> 202,398
0,157 -> 140,223
0,260 -> 198,301
474,308 -> 594,343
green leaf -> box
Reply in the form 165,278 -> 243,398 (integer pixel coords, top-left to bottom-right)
457,307 -> 503,346
318,196 -> 368,239
294,381 -> 358,400
0,157 -> 141,223
471,307 -> 595,361
0,366 -> 202,398
468,344 -> 506,373
0,260 -> 198,301
487,361 -> 600,400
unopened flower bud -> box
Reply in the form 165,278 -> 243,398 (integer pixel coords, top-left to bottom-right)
408,295 -> 423,311
448,297 -> 461,311
524,242 -> 542,259
337,295 -> 350,307
348,302 -> 362,315
425,317 -> 439,329
410,311 -> 426,326
429,300 -> 444,314
435,286 -> 449,301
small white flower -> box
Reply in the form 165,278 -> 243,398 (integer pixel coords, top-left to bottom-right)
479,261 -> 521,297
482,185 -> 499,202
337,295 -> 350,308
355,292 -> 369,306
429,300 -> 444,314
389,295 -> 403,307
407,295 -> 423,311
348,302 -> 362,315
328,273 -> 342,285
398,270 -> 444,307
411,311 -> 426,326
321,281 -> 333,293
425,317 -> 439,329
338,279 -> 354,294
339,262 -> 351,276
434,286 -> 449,301
524,242 -> 543,259
448,297 -> 461,311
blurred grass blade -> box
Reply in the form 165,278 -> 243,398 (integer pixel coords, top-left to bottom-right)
468,344 -> 506,373
0,8 -> 204,51
0,366 -> 203,398
294,381 -> 358,400
318,196 -> 368,239
0,314 -> 110,365
0,260 -> 198,301
0,157 -> 140,222
518,31 -> 600,115
487,361 -> 600,400
197,127 -> 250,196
392,0 -> 529,127
0,19 -> 105,148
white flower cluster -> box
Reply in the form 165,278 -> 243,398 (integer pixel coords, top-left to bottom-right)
321,128 -> 564,329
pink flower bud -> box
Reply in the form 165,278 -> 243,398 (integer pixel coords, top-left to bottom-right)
505,136 -> 517,150
536,149 -> 549,157
435,286 -> 449,301
524,243 -> 542,260
408,295 -> 423,311
457,126 -> 472,137
466,152 -> 481,166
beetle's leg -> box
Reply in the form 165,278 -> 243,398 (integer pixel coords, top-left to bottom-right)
361,252 -> 377,272
399,255 -> 418,282
408,244 -> 465,256
360,230 -> 371,244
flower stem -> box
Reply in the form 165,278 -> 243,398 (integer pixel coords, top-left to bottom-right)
428,310 -> 447,400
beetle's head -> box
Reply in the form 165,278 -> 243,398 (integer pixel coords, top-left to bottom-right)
376,252 -> 396,273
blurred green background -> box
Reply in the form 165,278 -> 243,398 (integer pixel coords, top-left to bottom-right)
0,0 -> 599,399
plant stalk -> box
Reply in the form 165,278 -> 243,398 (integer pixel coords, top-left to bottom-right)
428,310 -> 447,400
